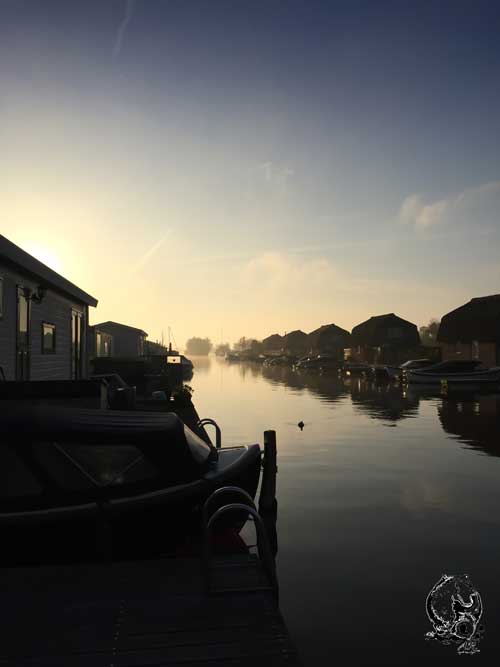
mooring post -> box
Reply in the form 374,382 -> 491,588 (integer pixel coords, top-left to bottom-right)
259,430 -> 278,558
259,430 -> 277,512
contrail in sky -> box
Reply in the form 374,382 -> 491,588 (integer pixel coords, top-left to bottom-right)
133,233 -> 169,273
112,0 -> 136,60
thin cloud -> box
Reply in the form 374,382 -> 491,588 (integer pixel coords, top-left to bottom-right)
399,180 -> 500,229
133,233 -> 169,273
112,0 -> 136,61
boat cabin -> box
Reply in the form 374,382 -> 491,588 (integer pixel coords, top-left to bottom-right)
437,295 -> 500,367
0,235 -> 98,381
350,313 -> 420,365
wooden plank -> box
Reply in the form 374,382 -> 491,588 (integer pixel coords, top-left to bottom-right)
0,557 -> 301,667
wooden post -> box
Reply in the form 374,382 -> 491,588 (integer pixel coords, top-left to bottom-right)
259,430 -> 278,558
259,430 -> 277,512
100,381 -> 108,409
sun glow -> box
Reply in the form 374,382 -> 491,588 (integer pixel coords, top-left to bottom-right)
24,244 -> 64,275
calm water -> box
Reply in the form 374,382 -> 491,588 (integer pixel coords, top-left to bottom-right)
189,356 -> 500,666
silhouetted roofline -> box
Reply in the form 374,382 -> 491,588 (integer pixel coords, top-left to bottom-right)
0,234 -> 98,307
91,321 -> 148,337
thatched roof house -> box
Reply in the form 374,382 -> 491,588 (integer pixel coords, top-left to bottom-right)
307,323 -> 351,357
282,330 -> 308,354
350,313 -> 420,364
437,294 -> 500,366
262,333 -> 283,352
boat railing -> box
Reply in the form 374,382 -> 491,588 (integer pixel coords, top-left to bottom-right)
197,418 -> 222,448
201,487 -> 278,599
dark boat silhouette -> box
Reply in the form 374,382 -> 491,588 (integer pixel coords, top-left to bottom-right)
0,405 -> 261,563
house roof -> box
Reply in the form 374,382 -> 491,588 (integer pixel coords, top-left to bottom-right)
91,321 -> 148,337
0,234 -> 98,307
437,295 -> 500,343
351,313 -> 419,346
262,333 -> 283,348
307,323 -> 351,347
282,330 -> 308,346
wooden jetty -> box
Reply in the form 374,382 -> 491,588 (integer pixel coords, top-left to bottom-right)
0,555 -> 300,666
0,430 -> 301,666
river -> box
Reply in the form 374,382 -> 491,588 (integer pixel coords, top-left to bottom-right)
189,355 -> 500,665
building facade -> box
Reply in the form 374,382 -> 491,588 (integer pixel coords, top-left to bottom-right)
0,235 -> 98,381
437,295 -> 500,366
90,321 -> 148,357
307,323 -> 351,359
350,313 -> 420,364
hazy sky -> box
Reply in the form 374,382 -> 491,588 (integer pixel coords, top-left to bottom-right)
2,0 -> 500,346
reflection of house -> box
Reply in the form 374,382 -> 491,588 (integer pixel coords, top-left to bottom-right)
349,379 -> 419,422
307,323 -> 351,359
0,234 -> 98,380
439,393 -> 500,457
437,295 -> 500,366
350,313 -> 420,364
283,330 -> 308,355
90,321 -> 147,357
262,333 -> 283,353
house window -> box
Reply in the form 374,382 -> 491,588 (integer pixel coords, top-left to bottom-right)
0,276 -> 3,318
471,340 -> 480,360
42,322 -> 56,354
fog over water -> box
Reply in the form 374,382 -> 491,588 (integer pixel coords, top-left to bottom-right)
190,356 -> 500,665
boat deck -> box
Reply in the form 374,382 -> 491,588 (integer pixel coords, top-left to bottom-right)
0,555 -> 301,666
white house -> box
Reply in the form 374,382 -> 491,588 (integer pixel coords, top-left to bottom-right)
0,235 -> 98,381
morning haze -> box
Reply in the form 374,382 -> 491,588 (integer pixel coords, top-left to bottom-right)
1,0 -> 499,347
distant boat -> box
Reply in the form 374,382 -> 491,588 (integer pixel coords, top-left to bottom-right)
405,360 -> 500,385
342,362 -> 371,376
295,355 -> 341,371
166,353 -> 193,369
225,352 -> 240,362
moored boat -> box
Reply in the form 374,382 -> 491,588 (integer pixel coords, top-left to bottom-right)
0,405 -> 261,563
405,360 -> 500,385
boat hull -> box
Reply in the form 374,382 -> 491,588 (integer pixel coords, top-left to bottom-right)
406,368 -> 500,385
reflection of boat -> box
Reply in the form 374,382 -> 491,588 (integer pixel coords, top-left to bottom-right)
342,362 -> 371,376
406,360 -> 500,385
0,405 -> 261,563
368,365 -> 401,381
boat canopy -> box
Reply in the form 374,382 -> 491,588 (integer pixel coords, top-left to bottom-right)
0,406 -> 214,508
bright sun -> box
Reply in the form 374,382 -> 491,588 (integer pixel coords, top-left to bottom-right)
25,244 -> 64,275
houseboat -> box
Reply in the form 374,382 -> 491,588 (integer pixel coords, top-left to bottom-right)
0,234 -> 97,381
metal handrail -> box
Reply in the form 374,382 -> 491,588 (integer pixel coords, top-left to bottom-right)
202,486 -> 256,529
197,418 -> 222,448
203,502 -> 278,598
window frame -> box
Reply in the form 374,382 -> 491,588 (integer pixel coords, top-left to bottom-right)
41,321 -> 56,355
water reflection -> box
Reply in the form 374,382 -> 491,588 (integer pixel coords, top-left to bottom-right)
348,377 -> 419,422
190,355 -> 211,374
438,392 -> 500,457
261,364 -> 419,421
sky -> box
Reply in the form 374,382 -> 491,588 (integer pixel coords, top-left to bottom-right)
2,0 -> 500,347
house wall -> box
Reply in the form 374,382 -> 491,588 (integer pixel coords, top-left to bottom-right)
94,323 -> 145,357
440,341 -> 497,367
0,262 -> 87,380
